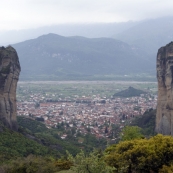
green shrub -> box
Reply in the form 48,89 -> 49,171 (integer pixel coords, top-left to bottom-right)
2,155 -> 57,173
105,134 -> 173,173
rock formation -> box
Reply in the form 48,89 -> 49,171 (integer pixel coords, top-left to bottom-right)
0,46 -> 20,130
156,42 -> 173,135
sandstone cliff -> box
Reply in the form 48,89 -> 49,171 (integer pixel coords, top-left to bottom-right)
0,46 -> 20,130
156,42 -> 173,135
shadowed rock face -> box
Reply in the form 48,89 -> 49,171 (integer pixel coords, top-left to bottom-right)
0,46 -> 20,130
156,42 -> 173,135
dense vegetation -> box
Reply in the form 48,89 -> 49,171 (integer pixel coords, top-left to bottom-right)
0,116 -> 107,172
17,116 -> 106,155
0,122 -> 55,163
0,155 -> 61,173
105,134 -> 173,173
2,109 -> 173,173
130,109 -> 156,136
2,127 -> 173,173
17,117 -> 80,156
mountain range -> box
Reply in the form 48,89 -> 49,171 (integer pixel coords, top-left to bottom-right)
9,16 -> 173,80
13,33 -> 154,80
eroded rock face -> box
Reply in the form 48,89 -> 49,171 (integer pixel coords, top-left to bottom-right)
0,46 -> 20,130
156,42 -> 173,135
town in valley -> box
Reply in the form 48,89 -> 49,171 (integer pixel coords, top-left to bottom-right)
17,81 -> 157,141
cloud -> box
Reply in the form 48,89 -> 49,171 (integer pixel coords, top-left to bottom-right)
0,0 -> 173,30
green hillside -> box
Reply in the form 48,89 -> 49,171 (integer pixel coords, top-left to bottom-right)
0,116 -> 107,164
17,116 -> 106,155
0,116 -> 106,172
130,109 -> 156,136
0,122 -> 56,163
115,17 -> 173,55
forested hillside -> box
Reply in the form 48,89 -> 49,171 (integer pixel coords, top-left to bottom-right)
13,33 -> 154,80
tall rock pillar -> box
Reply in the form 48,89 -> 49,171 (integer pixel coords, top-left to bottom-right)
0,46 -> 20,130
156,42 -> 173,135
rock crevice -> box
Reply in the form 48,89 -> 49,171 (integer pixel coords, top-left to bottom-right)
0,46 -> 20,130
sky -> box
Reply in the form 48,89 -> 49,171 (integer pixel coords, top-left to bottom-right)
1,0 -> 173,31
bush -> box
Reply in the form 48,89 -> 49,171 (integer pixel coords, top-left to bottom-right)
105,134 -> 173,173
159,164 -> 173,173
68,150 -> 114,173
2,155 -> 57,173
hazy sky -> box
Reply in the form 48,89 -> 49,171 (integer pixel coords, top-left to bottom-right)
1,0 -> 173,30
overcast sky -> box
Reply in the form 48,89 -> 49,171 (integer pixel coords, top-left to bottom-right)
1,0 -> 173,31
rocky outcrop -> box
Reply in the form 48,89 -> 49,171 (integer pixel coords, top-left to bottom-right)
156,42 -> 173,135
0,46 -> 20,130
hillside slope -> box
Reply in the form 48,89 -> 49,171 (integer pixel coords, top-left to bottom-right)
114,17 -> 173,54
114,86 -> 147,97
13,34 -> 154,80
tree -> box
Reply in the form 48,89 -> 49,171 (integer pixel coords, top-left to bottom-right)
67,150 -> 114,173
121,126 -> 143,141
2,155 -> 57,173
105,127 -> 108,134
159,164 -> 173,173
105,134 -> 173,173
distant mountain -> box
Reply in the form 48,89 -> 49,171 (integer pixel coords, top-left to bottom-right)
12,33 -> 154,80
0,22 -> 138,45
113,86 -> 147,97
114,17 -> 173,55
5,17 -> 173,81
1,16 -> 172,51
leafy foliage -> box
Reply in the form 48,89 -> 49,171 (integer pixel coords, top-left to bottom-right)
105,134 -> 173,173
0,155 -> 73,173
68,150 -> 114,173
81,133 -> 107,153
131,109 -> 156,136
159,164 -> 173,173
0,125 -> 54,163
0,113 -> 162,173
17,116 -> 48,133
121,126 -> 143,141
18,116 -> 107,155
55,159 -> 73,171
1,155 -> 57,173
17,117 -> 81,156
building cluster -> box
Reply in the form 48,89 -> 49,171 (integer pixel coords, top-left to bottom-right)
17,93 -> 157,139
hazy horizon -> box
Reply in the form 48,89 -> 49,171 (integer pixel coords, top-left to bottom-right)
0,15 -> 173,46
1,0 -> 173,31
0,0 -> 173,45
